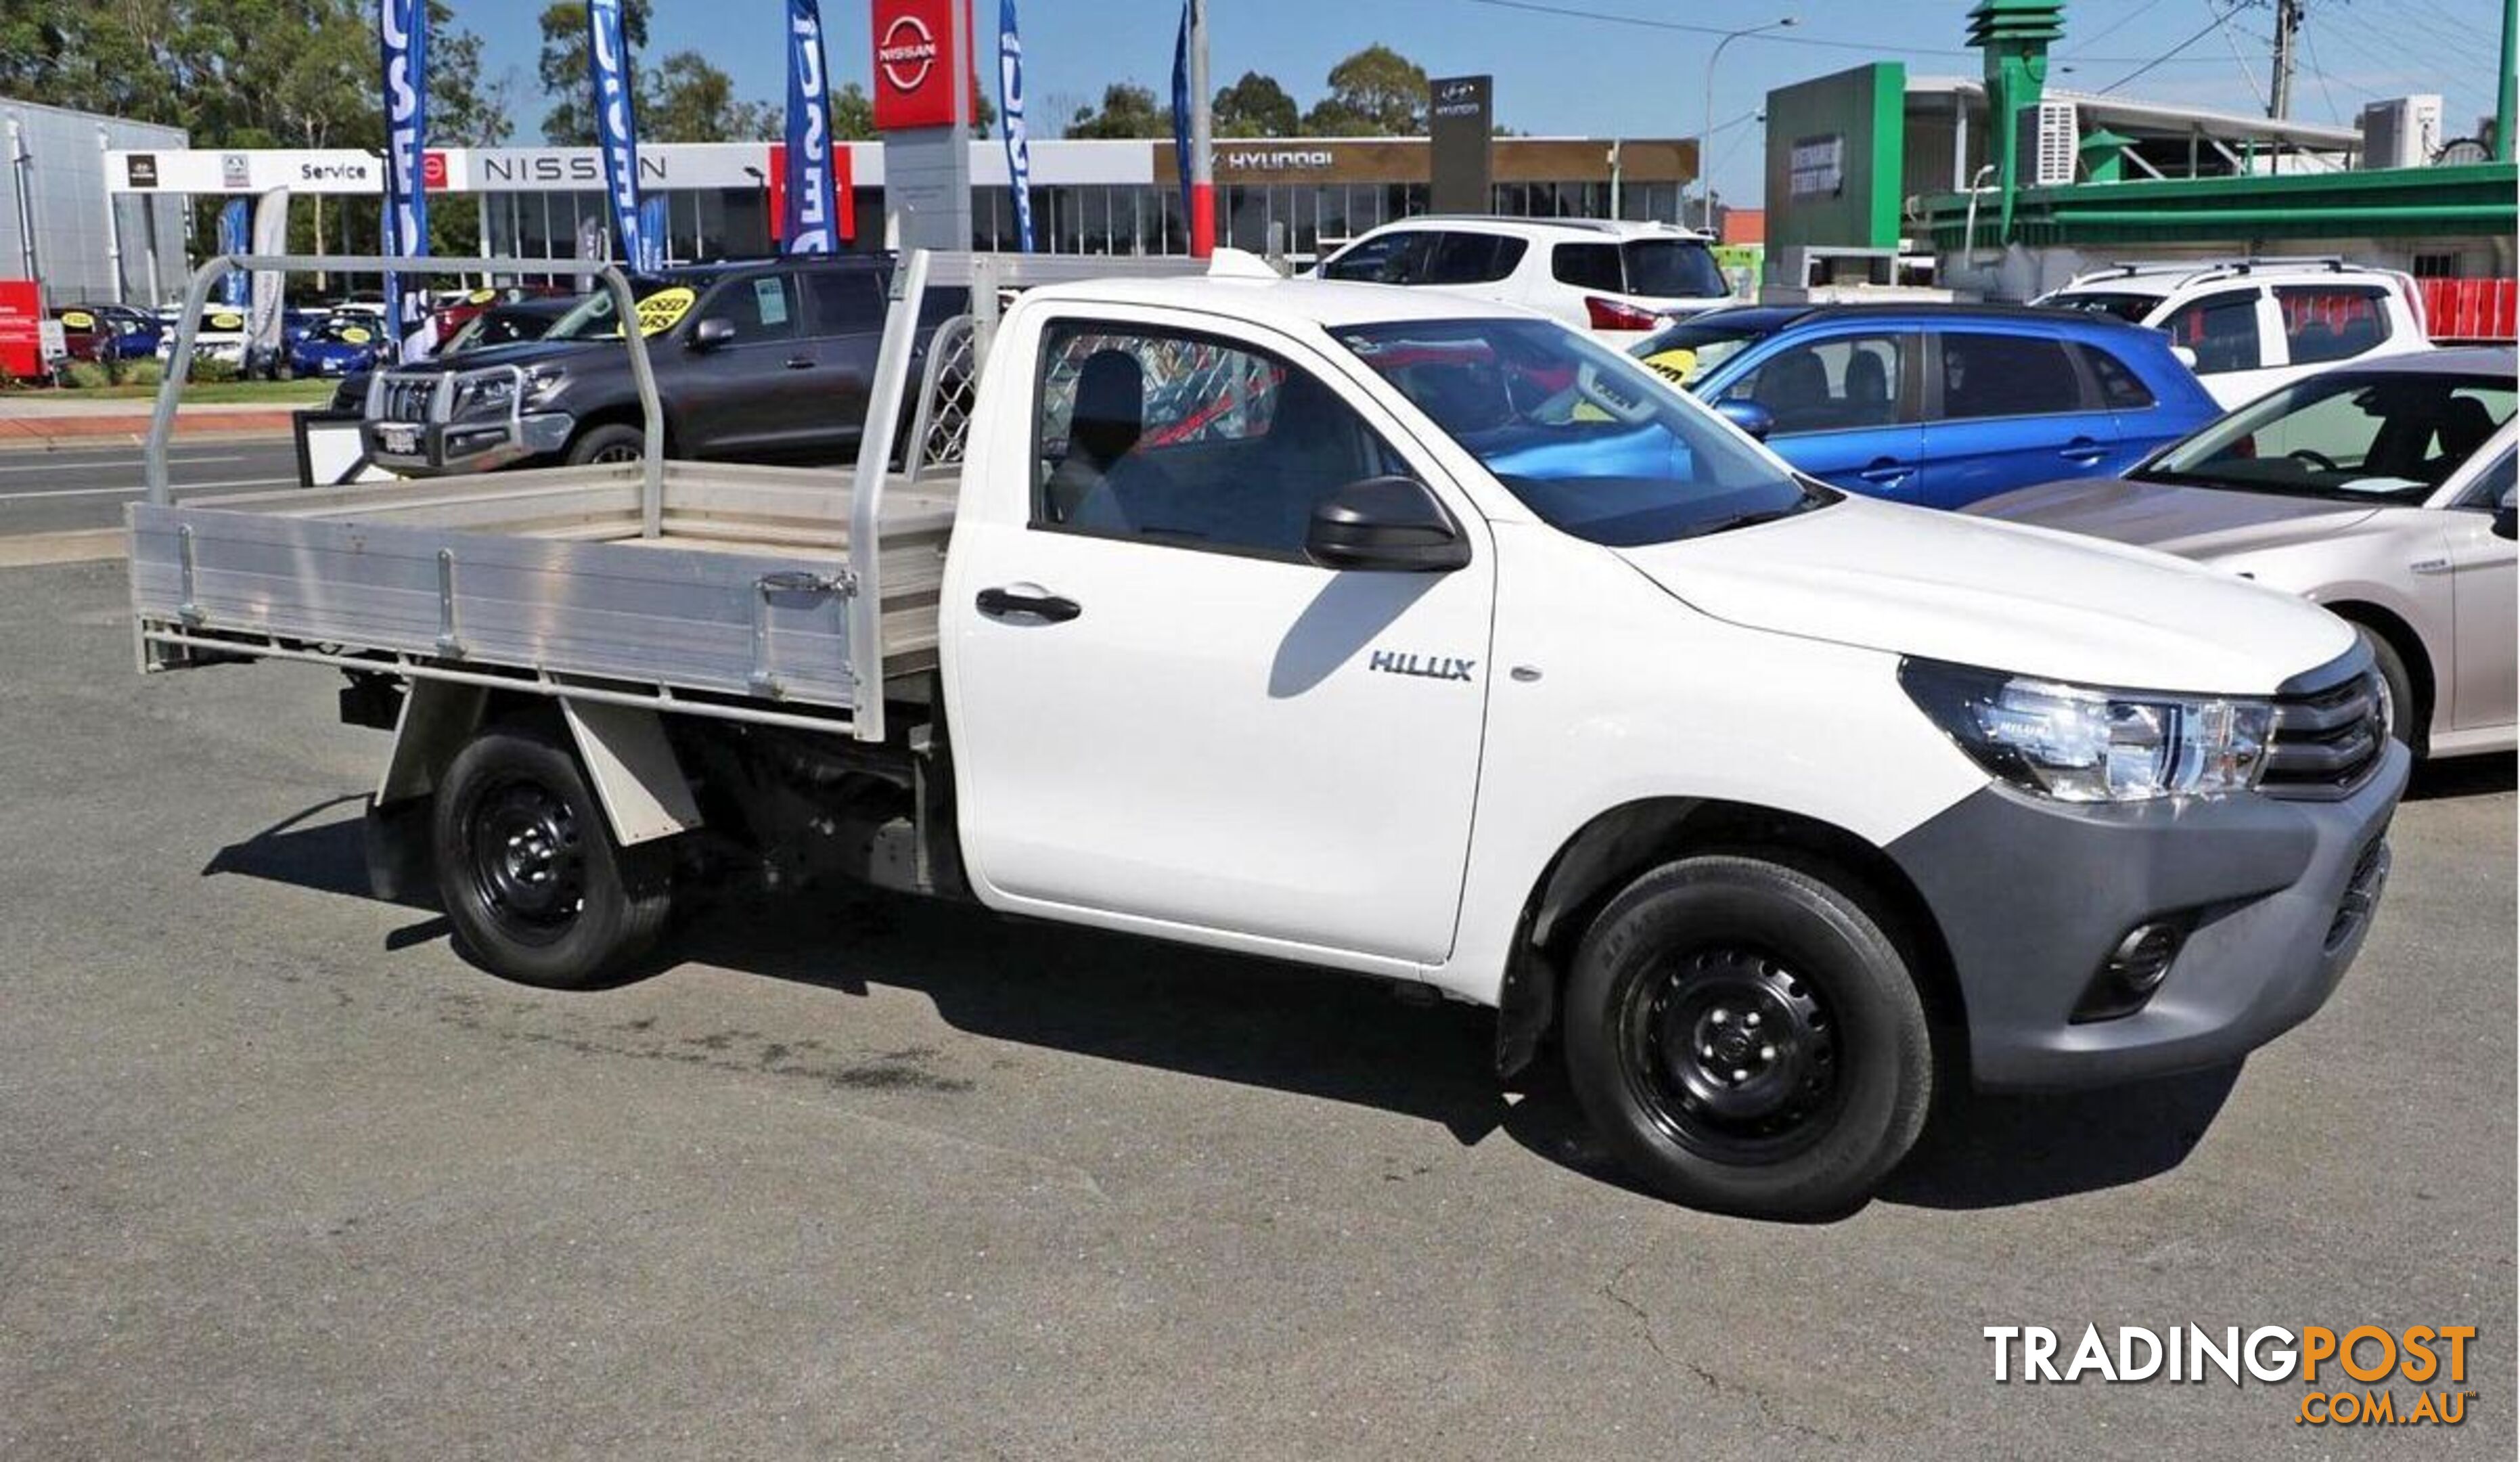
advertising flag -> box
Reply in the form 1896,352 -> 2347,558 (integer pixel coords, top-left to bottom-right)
246,187 -> 291,362
1170,2 -> 1192,231
589,0 -> 646,271
997,0 -> 1034,252
378,0 -> 430,347
782,0 -> 836,254
215,200 -> 249,307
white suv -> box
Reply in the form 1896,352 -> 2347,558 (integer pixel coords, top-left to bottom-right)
1310,217 -> 1732,342
2036,258 -> 2432,408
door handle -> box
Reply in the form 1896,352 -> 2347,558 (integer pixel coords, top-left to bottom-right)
784,355 -> 815,370
2058,436 -> 2108,464
976,585 -> 1082,623
1857,458 -> 1913,487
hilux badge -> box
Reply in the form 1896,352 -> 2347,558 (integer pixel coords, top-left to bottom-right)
1369,650 -> 1477,683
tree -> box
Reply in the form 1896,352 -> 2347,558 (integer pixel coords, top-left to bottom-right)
536,0 -> 652,145
1304,43 -> 1426,136
1063,83 -> 1169,140
1212,71 -> 1297,138
830,82 -> 877,142
646,51 -> 775,142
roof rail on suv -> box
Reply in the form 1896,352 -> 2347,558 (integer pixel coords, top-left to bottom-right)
2064,256 -> 2357,293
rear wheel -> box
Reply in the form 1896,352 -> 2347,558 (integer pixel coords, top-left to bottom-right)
566,422 -> 646,466
1562,855 -> 1933,1218
432,726 -> 673,989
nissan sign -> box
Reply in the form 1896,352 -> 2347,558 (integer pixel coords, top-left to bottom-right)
871,0 -> 970,131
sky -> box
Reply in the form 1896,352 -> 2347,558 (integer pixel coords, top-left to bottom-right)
442,0 -> 2513,206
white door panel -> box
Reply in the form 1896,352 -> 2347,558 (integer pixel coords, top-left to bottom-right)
951,522 -> 1493,962
2447,511 -> 2517,731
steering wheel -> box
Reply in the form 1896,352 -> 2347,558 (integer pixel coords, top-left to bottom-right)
2287,448 -> 2341,472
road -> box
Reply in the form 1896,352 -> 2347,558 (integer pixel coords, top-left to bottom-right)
1,557 -> 2511,1459
0,439 -> 301,535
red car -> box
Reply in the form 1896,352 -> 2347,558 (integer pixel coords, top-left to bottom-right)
49,305 -> 109,367
428,284 -> 572,344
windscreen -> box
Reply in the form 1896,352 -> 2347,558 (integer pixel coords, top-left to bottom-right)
1630,318 -> 1771,388
1621,239 -> 1728,301
1338,317 -> 1823,547
2137,371 -> 2516,504
543,278 -> 693,340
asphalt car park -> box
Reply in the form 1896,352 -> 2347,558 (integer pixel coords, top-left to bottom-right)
1,555 -> 2511,1459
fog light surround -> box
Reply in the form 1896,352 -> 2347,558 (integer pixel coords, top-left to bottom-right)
2071,921 -> 2186,1023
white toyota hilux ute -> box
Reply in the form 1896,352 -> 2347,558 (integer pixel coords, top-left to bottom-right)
127,251 -> 2407,1218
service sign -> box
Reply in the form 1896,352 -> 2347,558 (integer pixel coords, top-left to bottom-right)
872,0 -> 970,131
0,280 -> 42,379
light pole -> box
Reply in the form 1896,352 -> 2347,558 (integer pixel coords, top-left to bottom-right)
1701,16 -> 1795,234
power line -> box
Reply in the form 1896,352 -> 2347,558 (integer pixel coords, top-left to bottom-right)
2094,3 -> 2251,93
2208,0 -> 2270,113
1454,0 -> 2244,64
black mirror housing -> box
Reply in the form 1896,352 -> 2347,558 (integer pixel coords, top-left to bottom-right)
690,317 -> 736,351
1305,475 -> 1471,573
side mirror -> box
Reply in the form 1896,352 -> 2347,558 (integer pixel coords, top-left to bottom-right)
2493,485 -> 2515,541
1305,476 -> 1470,573
690,317 -> 736,352
2170,344 -> 2201,371
1714,397 -> 1777,441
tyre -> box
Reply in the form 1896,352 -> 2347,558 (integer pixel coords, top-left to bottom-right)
431,726 -> 674,989
1562,855 -> 1934,1219
565,422 -> 646,466
2354,625 -> 2421,757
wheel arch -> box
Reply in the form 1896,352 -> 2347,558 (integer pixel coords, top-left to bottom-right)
1496,797 -> 1966,1082
564,401 -> 677,458
2321,598 -> 2435,740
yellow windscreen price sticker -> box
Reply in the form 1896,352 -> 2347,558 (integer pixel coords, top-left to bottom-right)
468,288 -> 497,305
635,287 -> 695,336
339,326 -> 374,344
1641,347 -> 1698,384
208,311 -> 245,332
60,310 -> 95,328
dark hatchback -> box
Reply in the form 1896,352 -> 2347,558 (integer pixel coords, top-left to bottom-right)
1634,303 -> 2222,510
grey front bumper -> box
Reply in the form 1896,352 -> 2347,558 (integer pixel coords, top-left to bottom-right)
1887,743 -> 2409,1090
363,410 -> 574,475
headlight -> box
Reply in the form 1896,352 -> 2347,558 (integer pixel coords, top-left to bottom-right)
1900,659 -> 2272,803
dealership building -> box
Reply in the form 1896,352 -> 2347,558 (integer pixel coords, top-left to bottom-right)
1,97 -> 190,305
89,134 -> 1700,276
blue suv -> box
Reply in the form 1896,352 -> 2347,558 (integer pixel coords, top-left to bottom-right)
1633,304 -> 2221,510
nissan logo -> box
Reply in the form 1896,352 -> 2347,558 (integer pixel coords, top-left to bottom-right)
880,14 -> 938,93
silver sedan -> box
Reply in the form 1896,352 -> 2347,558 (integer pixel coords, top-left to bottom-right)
1971,347 -> 2515,760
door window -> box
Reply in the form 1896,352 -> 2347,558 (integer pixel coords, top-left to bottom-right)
2073,342 -> 2157,409
1422,233 -> 1529,285
1933,332 -> 2086,420
1719,332 -> 1908,435
2160,290 -> 2263,374
1033,322 -> 1405,560
702,273 -> 798,342
1322,231 -> 1434,284
2275,285 -> 2393,365
1550,242 -> 1624,293
803,270 -> 884,336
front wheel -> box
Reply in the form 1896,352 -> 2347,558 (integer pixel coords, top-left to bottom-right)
1562,855 -> 1934,1219
566,422 -> 646,466
431,726 -> 674,989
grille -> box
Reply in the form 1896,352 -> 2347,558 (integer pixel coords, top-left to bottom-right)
2262,667 -> 2386,798
374,374 -> 441,423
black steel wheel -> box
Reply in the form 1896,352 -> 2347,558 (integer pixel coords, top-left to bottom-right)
1618,948 -> 1845,1163
1564,855 -> 1934,1219
432,725 -> 674,989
